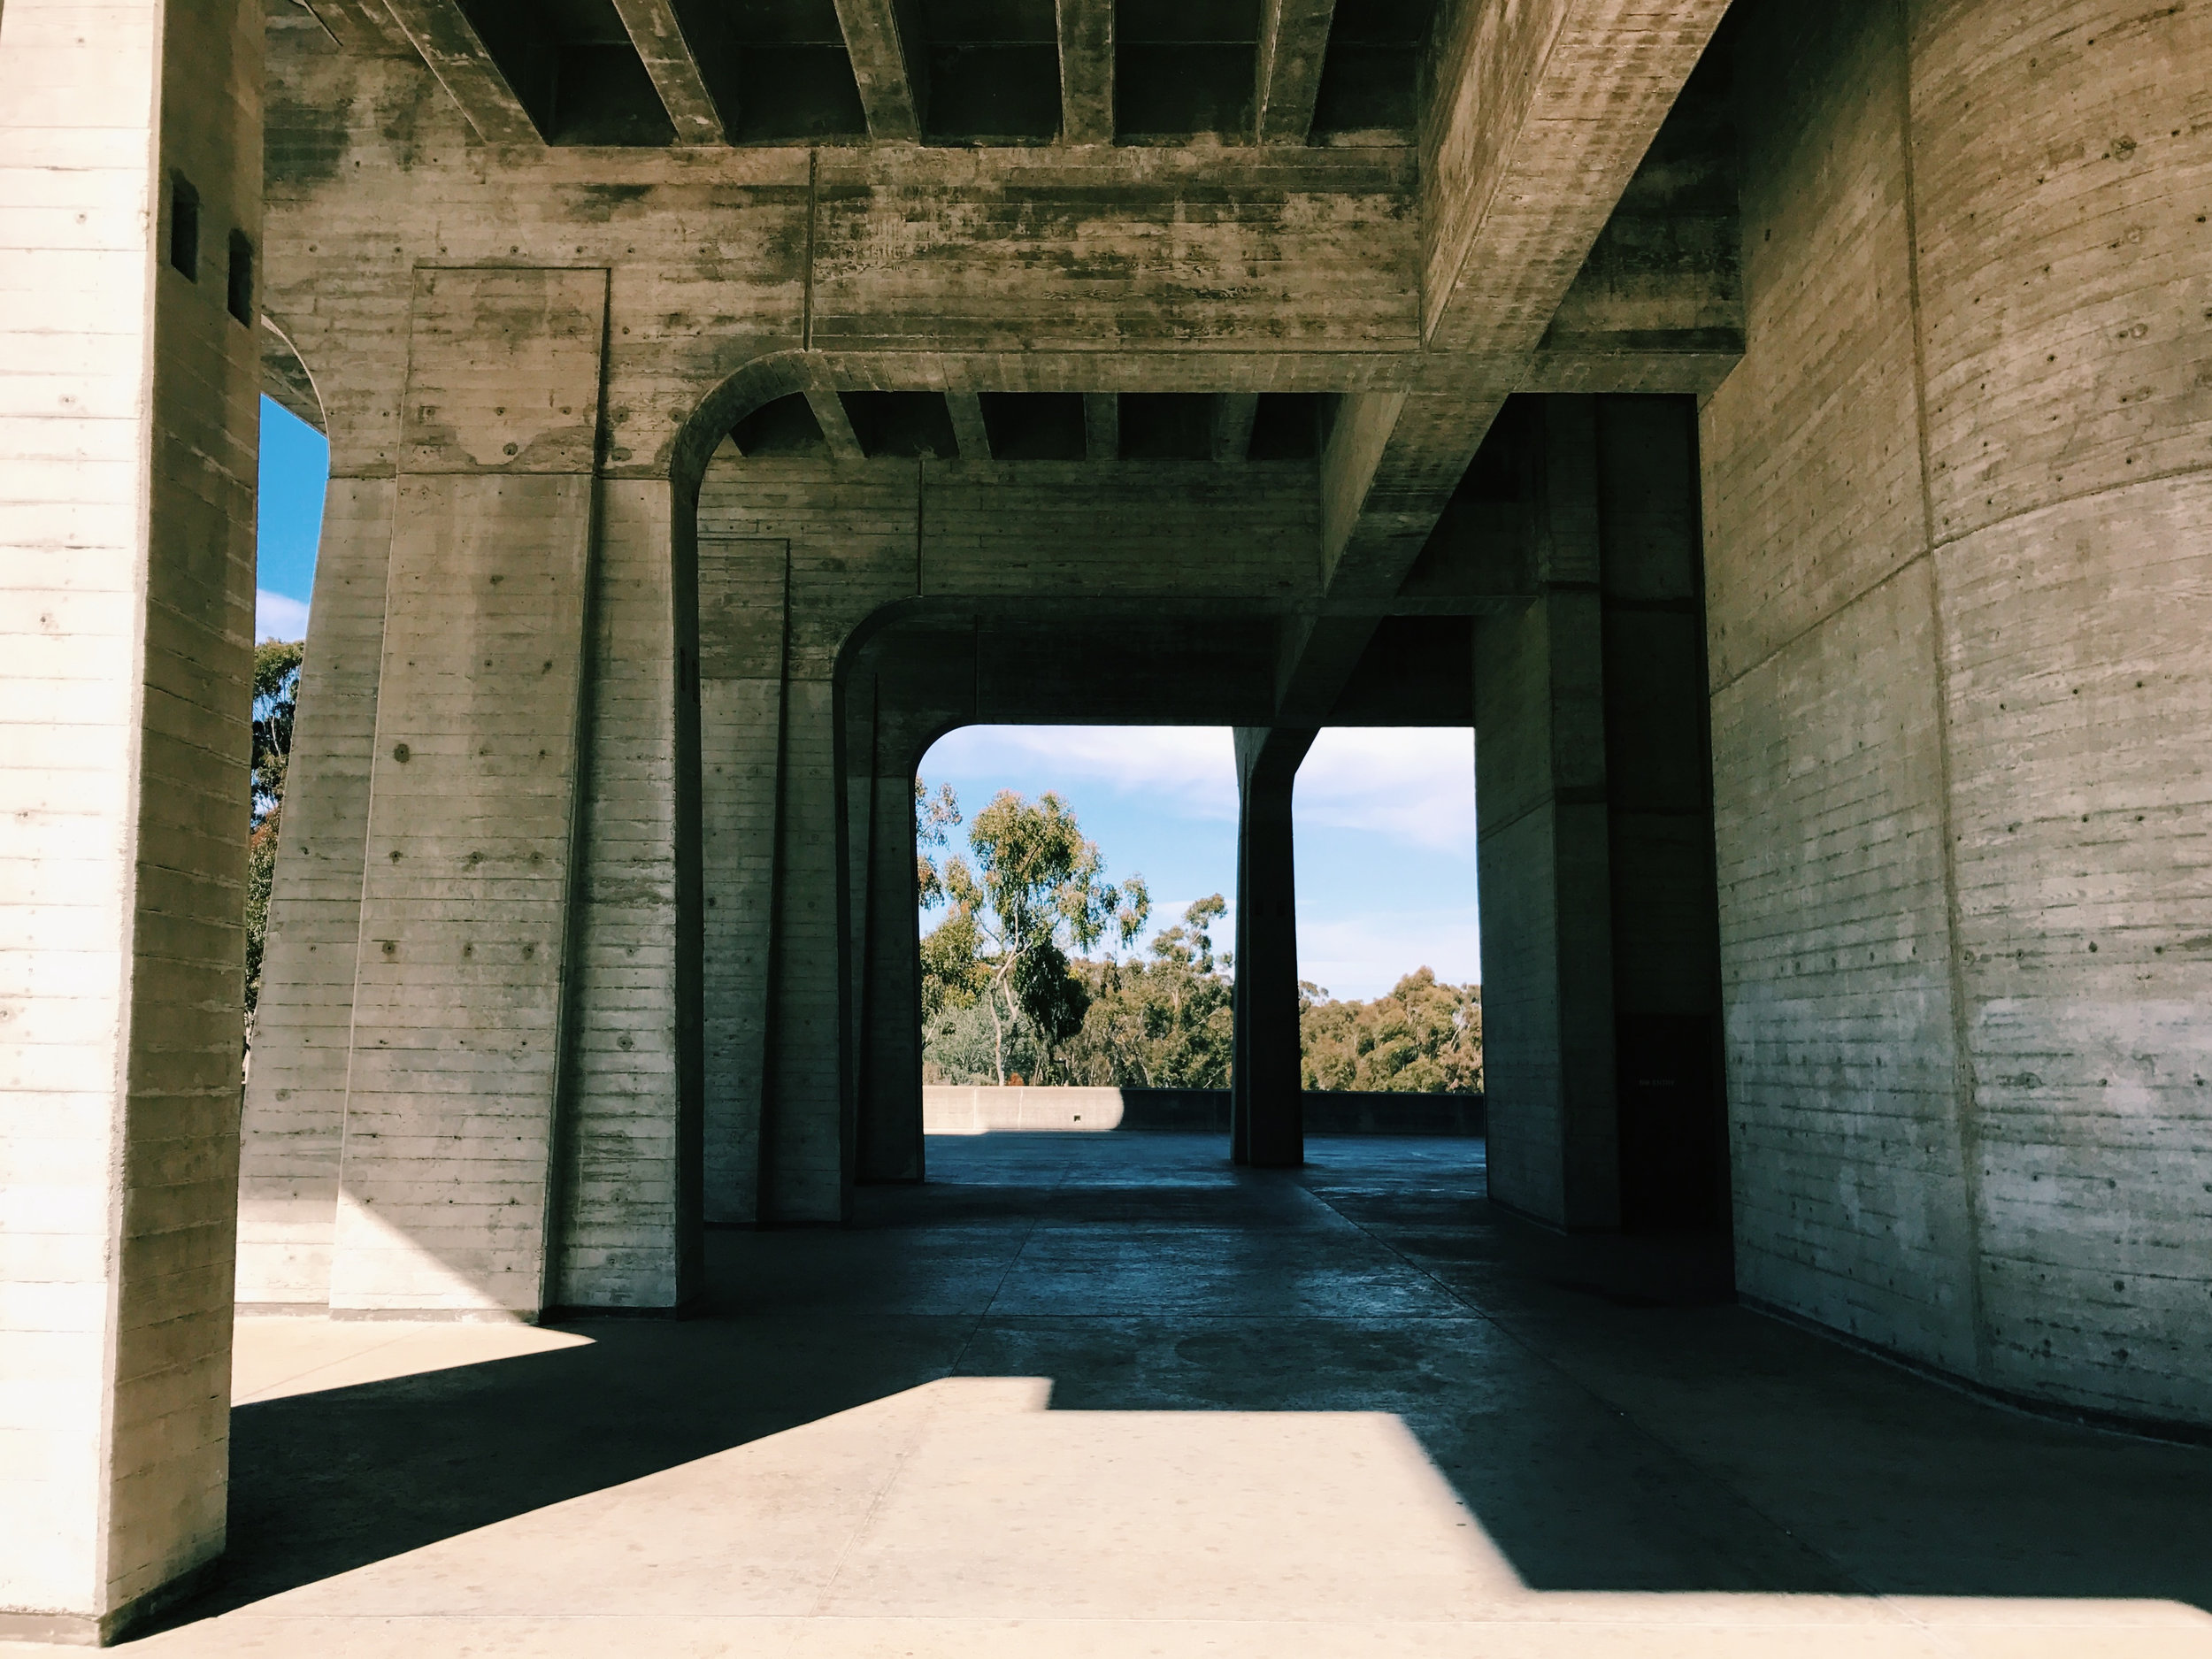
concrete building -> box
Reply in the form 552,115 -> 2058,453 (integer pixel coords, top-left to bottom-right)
1,0 -> 2208,1641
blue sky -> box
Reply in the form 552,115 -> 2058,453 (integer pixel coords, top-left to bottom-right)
256,396 -> 327,640
255,396 -> 1481,998
919,726 -> 1480,1001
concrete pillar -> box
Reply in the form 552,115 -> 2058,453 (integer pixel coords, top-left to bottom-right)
1473,397 -> 1620,1231
324,266 -> 608,1318
548,479 -> 704,1310
854,716 -> 926,1184
0,0 -> 262,1636
234,472 -> 392,1308
1232,726 -> 1312,1167
759,676 -> 851,1221
1705,0 -> 2212,1428
1594,396 -> 1726,1234
697,534 -> 789,1223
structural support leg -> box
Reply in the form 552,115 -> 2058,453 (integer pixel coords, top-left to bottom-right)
1232,727 -> 1313,1167
855,719 -> 926,1183
1473,397 -> 1620,1231
325,266 -> 609,1318
236,474 -> 392,1308
0,0 -> 262,1635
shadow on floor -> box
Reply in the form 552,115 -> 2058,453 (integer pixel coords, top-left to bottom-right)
189,1133 -> 2212,1624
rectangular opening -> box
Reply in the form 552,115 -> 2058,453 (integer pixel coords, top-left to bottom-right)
733,46 -> 870,140
169,173 -> 200,280
227,230 -> 256,326
925,43 -> 1062,141
841,392 -> 961,458
1310,0 -> 1437,139
979,393 -> 1087,459
1118,393 -> 1213,460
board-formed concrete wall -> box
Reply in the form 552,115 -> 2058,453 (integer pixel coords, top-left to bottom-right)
1704,0 -> 2212,1427
0,0 -> 264,1635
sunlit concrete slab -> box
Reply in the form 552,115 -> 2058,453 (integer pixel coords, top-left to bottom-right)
23,1135 -> 2208,1658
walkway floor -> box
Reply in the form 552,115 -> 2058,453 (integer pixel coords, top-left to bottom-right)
65,1134 -> 2212,1655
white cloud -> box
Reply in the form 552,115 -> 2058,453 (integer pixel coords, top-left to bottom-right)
922,725 -> 1237,818
256,588 -> 310,641
921,726 -> 1476,853
1294,902 -> 1482,1002
1295,728 -> 1475,853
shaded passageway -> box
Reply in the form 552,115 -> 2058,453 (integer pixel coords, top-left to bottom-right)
95,1135 -> 2212,1655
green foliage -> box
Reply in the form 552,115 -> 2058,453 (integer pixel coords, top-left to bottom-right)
252,639 -> 303,829
1056,895 -> 1235,1088
1300,968 -> 1483,1094
245,639 -> 304,1033
917,782 -> 1147,1084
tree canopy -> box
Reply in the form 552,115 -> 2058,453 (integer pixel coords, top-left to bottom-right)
918,783 -> 1148,1084
1300,968 -> 1483,1094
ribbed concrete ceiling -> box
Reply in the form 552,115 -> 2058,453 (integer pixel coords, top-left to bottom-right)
337,0 -> 1439,147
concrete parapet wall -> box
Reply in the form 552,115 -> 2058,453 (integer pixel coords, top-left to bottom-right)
922,1087 -> 1486,1137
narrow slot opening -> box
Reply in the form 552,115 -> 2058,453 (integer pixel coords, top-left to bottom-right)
227,230 -> 256,326
169,173 -> 200,280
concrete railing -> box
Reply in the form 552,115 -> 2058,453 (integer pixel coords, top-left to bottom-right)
922,1087 -> 1485,1136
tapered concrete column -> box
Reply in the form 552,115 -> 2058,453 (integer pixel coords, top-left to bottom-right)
1473,398 -> 1620,1232
324,266 -> 609,1318
1232,726 -> 1313,1167
549,479 -> 705,1310
0,0 -> 262,1637
235,469 -> 393,1308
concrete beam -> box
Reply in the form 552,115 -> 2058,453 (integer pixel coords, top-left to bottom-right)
379,0 -> 543,143
945,392 -> 993,459
1421,0 -> 1732,353
808,389 -> 866,459
831,0 -> 926,142
1056,0 -> 1115,144
609,0 -> 729,143
1263,4 -> 1726,726
303,0 -> 423,57
1253,0 -> 1334,145
1211,393 -> 1259,463
1084,392 -> 1118,460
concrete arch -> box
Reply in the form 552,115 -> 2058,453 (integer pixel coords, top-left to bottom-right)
258,314 -> 328,434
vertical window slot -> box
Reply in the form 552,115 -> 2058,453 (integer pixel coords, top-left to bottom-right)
227,230 -> 255,326
168,173 -> 199,280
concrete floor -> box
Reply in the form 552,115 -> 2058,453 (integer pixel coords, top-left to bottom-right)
58,1134 -> 2212,1655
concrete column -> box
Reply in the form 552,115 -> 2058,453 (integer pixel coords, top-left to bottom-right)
697,534 -> 789,1223
1473,397 -> 1620,1232
1232,726 -> 1312,1167
325,266 -> 608,1318
549,479 -> 704,1310
760,677 -> 851,1221
841,674 -> 878,1168
1706,0 -> 2212,1428
234,473 -> 392,1308
0,0 -> 262,1636
1594,396 -> 1725,1234
855,718 -> 927,1184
